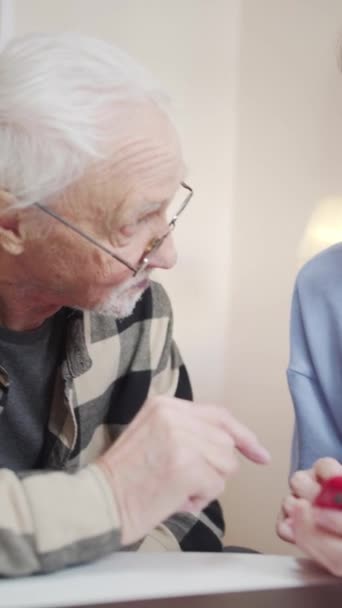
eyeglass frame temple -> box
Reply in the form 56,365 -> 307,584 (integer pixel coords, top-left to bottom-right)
34,202 -> 137,272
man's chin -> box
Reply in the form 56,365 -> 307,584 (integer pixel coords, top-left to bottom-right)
89,282 -> 149,319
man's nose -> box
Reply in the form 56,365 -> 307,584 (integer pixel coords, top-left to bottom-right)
147,234 -> 178,270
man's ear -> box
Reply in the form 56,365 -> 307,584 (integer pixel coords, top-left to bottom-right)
0,190 -> 24,255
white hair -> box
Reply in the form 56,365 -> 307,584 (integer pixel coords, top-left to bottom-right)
0,32 -> 170,209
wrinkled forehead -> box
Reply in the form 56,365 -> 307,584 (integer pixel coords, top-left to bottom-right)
62,101 -> 186,230
99,102 -> 186,213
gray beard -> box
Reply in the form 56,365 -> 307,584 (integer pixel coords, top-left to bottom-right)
92,287 -> 144,318
83,274 -> 150,319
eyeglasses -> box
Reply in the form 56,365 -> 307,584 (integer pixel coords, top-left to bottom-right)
35,182 -> 193,276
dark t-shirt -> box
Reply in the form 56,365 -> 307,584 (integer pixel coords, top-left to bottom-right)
0,310 -> 67,470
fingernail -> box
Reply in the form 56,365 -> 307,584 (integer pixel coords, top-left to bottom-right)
279,519 -> 295,542
252,445 -> 271,463
286,497 -> 297,514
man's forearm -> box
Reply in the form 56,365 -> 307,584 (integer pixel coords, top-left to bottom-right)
0,465 -> 120,576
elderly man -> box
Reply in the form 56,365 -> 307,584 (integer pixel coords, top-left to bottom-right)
0,32 -> 269,576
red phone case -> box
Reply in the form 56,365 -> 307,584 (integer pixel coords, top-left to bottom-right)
314,476 -> 342,510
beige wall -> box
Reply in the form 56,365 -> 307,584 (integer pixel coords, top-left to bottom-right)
225,0 -> 342,553
8,0 -> 342,553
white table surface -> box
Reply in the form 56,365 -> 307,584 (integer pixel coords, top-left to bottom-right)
0,552 -> 339,608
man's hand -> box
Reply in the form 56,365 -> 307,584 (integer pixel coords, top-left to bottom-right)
277,458 -> 342,575
97,396 -> 270,546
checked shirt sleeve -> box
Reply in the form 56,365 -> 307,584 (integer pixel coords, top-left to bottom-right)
0,465 -> 121,576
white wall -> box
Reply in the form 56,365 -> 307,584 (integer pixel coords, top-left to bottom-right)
0,0 -> 14,47
8,0 -> 342,553
224,0 -> 342,552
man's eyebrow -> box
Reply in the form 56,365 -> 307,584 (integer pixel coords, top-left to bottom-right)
136,200 -> 166,217
120,199 -> 168,225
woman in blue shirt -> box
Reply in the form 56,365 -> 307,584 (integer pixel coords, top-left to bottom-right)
277,244 -> 342,575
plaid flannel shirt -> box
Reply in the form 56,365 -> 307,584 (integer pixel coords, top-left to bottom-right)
0,281 -> 224,577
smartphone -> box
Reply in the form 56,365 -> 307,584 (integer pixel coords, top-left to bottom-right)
314,476 -> 342,510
